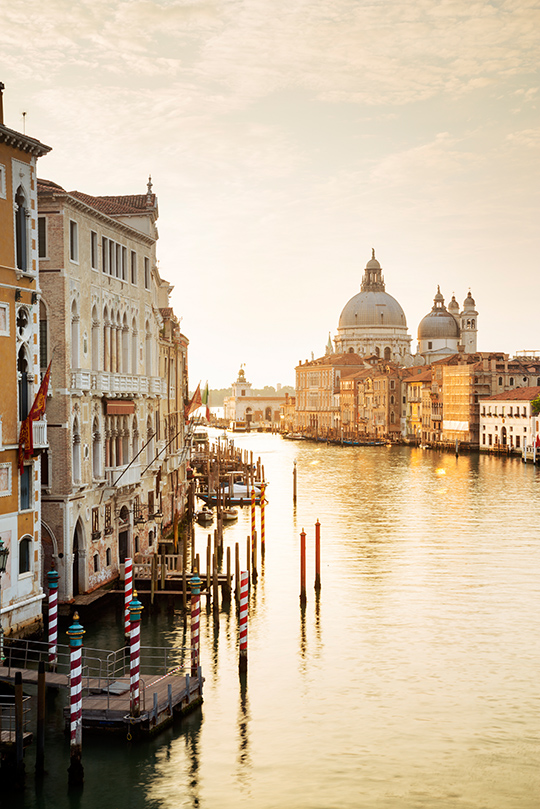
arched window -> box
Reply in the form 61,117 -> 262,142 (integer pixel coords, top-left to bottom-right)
122,314 -> 129,373
122,416 -> 129,465
384,347 -> 391,361
91,306 -> 99,371
17,345 -> 31,421
103,306 -> 110,371
93,554 -> 99,573
132,416 -> 139,460
131,318 -> 138,375
145,321 -> 152,376
509,377 -> 514,386
116,311 -> 122,373
71,299 -> 80,369
72,417 -> 81,483
19,535 -> 32,575
498,377 -> 503,386
15,185 -> 28,271
348,347 -> 354,354
375,347 -> 380,358
92,417 -> 101,479
390,411 -> 395,424
106,548 -> 111,567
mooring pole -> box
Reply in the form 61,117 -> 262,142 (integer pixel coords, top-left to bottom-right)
67,612 -> 85,786
190,574 -> 202,677
47,567 -> 59,671
36,660 -> 46,777
260,482 -> 266,558
235,542 -> 240,603
15,671 -> 24,785
124,557 -> 133,640
315,520 -> 321,593
239,571 -> 249,673
128,592 -> 143,720
300,529 -> 307,607
293,460 -> 297,504
250,487 -> 256,548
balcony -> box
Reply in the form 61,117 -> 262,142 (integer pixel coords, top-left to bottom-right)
85,373 -> 167,398
71,371 -> 92,392
105,462 -> 141,488
32,419 -> 48,449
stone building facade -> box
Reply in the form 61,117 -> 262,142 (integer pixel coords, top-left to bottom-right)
38,178 -> 186,601
0,85 -> 51,635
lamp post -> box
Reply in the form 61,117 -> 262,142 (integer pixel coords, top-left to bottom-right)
0,538 -> 10,665
154,510 -> 163,553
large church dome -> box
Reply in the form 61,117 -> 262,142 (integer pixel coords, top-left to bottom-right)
334,250 -> 412,360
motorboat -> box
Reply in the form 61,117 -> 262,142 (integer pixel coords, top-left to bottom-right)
196,507 -> 213,524
221,508 -> 238,523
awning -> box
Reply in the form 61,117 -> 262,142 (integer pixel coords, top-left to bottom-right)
105,399 -> 135,415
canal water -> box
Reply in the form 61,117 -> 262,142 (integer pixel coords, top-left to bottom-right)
17,434 -> 540,808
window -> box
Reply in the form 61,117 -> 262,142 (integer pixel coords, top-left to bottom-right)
482,434 -> 486,445
116,243 -> 121,278
516,435 -> 520,448
144,258 -> 150,289
428,341 -> 432,350
39,301 -> 48,370
72,418 -> 81,483
15,185 -> 29,271
19,536 -> 32,575
106,548 -> 111,566
131,251 -> 137,284
105,503 -> 113,534
69,220 -> 78,262
122,246 -> 127,281
109,240 -> 115,276
38,217 -> 47,258
498,377 -> 503,386
509,377 -> 514,386
102,237 -> 109,273
93,554 -> 99,573
0,163 -> 5,199
91,231 -> 98,269
41,450 -> 49,487
20,466 -> 31,510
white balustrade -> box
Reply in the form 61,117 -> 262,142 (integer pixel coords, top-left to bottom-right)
105,462 -> 141,488
32,419 -> 48,448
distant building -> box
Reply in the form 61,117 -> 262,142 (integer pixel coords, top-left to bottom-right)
333,250 -> 413,362
479,386 -> 540,452
0,84 -> 51,637
417,288 -> 478,361
223,367 -> 285,428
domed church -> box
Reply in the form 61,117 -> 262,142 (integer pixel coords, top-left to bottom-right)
417,288 -> 478,362
334,250 -> 413,362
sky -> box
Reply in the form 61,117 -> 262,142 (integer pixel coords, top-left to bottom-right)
2,0 -> 539,389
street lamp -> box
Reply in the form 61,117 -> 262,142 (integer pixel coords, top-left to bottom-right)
0,538 -> 10,665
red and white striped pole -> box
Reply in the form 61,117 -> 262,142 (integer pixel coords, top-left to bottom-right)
67,612 -> 85,786
239,570 -> 249,673
128,592 -> 143,719
250,488 -> 257,579
124,557 -> 133,639
190,575 -> 202,678
47,567 -> 59,671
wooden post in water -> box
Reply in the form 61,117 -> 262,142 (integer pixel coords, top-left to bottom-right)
67,613 -> 85,786
315,520 -> 321,592
293,460 -> 297,504
300,529 -> 307,607
238,571 -> 249,673
206,537 -> 211,596
225,546 -> 231,602
36,661 -> 46,777
212,552 -> 219,616
260,482 -> 266,558
235,542 -> 240,603
15,671 -> 24,785
246,536 -> 251,578
252,531 -> 257,582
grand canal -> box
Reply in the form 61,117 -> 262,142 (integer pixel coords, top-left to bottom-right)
18,434 -> 540,808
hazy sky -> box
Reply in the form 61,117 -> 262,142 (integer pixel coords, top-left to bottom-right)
2,0 -> 538,388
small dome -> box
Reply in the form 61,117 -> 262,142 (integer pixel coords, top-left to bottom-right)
418,309 -> 460,341
463,291 -> 476,310
365,247 -> 381,270
448,294 -> 459,314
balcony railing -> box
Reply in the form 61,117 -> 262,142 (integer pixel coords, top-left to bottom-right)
105,462 -> 141,488
32,419 -> 48,448
70,371 -> 166,397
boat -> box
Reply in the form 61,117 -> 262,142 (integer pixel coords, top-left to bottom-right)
196,507 -> 214,524
221,508 -> 238,523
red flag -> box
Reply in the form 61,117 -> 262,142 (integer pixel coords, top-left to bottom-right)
184,383 -> 202,421
18,360 -> 52,473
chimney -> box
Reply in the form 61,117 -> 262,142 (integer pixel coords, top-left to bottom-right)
0,83 -> 4,126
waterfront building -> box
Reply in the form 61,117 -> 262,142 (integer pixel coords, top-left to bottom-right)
279,393 -> 296,433
405,367 -> 432,441
38,177 -> 185,601
223,367 -> 286,428
295,353 -> 369,433
333,250 -> 413,362
417,288 -> 478,362
479,386 -> 540,452
0,84 -> 51,636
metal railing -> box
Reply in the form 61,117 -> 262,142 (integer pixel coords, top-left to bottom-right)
0,695 -> 31,741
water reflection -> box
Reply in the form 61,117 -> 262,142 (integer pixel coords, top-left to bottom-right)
236,673 -> 252,792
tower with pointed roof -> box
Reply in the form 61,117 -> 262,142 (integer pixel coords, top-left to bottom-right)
417,288 -> 479,361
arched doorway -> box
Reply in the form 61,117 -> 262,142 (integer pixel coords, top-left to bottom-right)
265,406 -> 272,422
72,519 -> 84,596
501,426 -> 507,446
41,523 -> 57,590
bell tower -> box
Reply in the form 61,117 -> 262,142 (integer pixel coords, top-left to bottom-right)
460,291 -> 478,353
